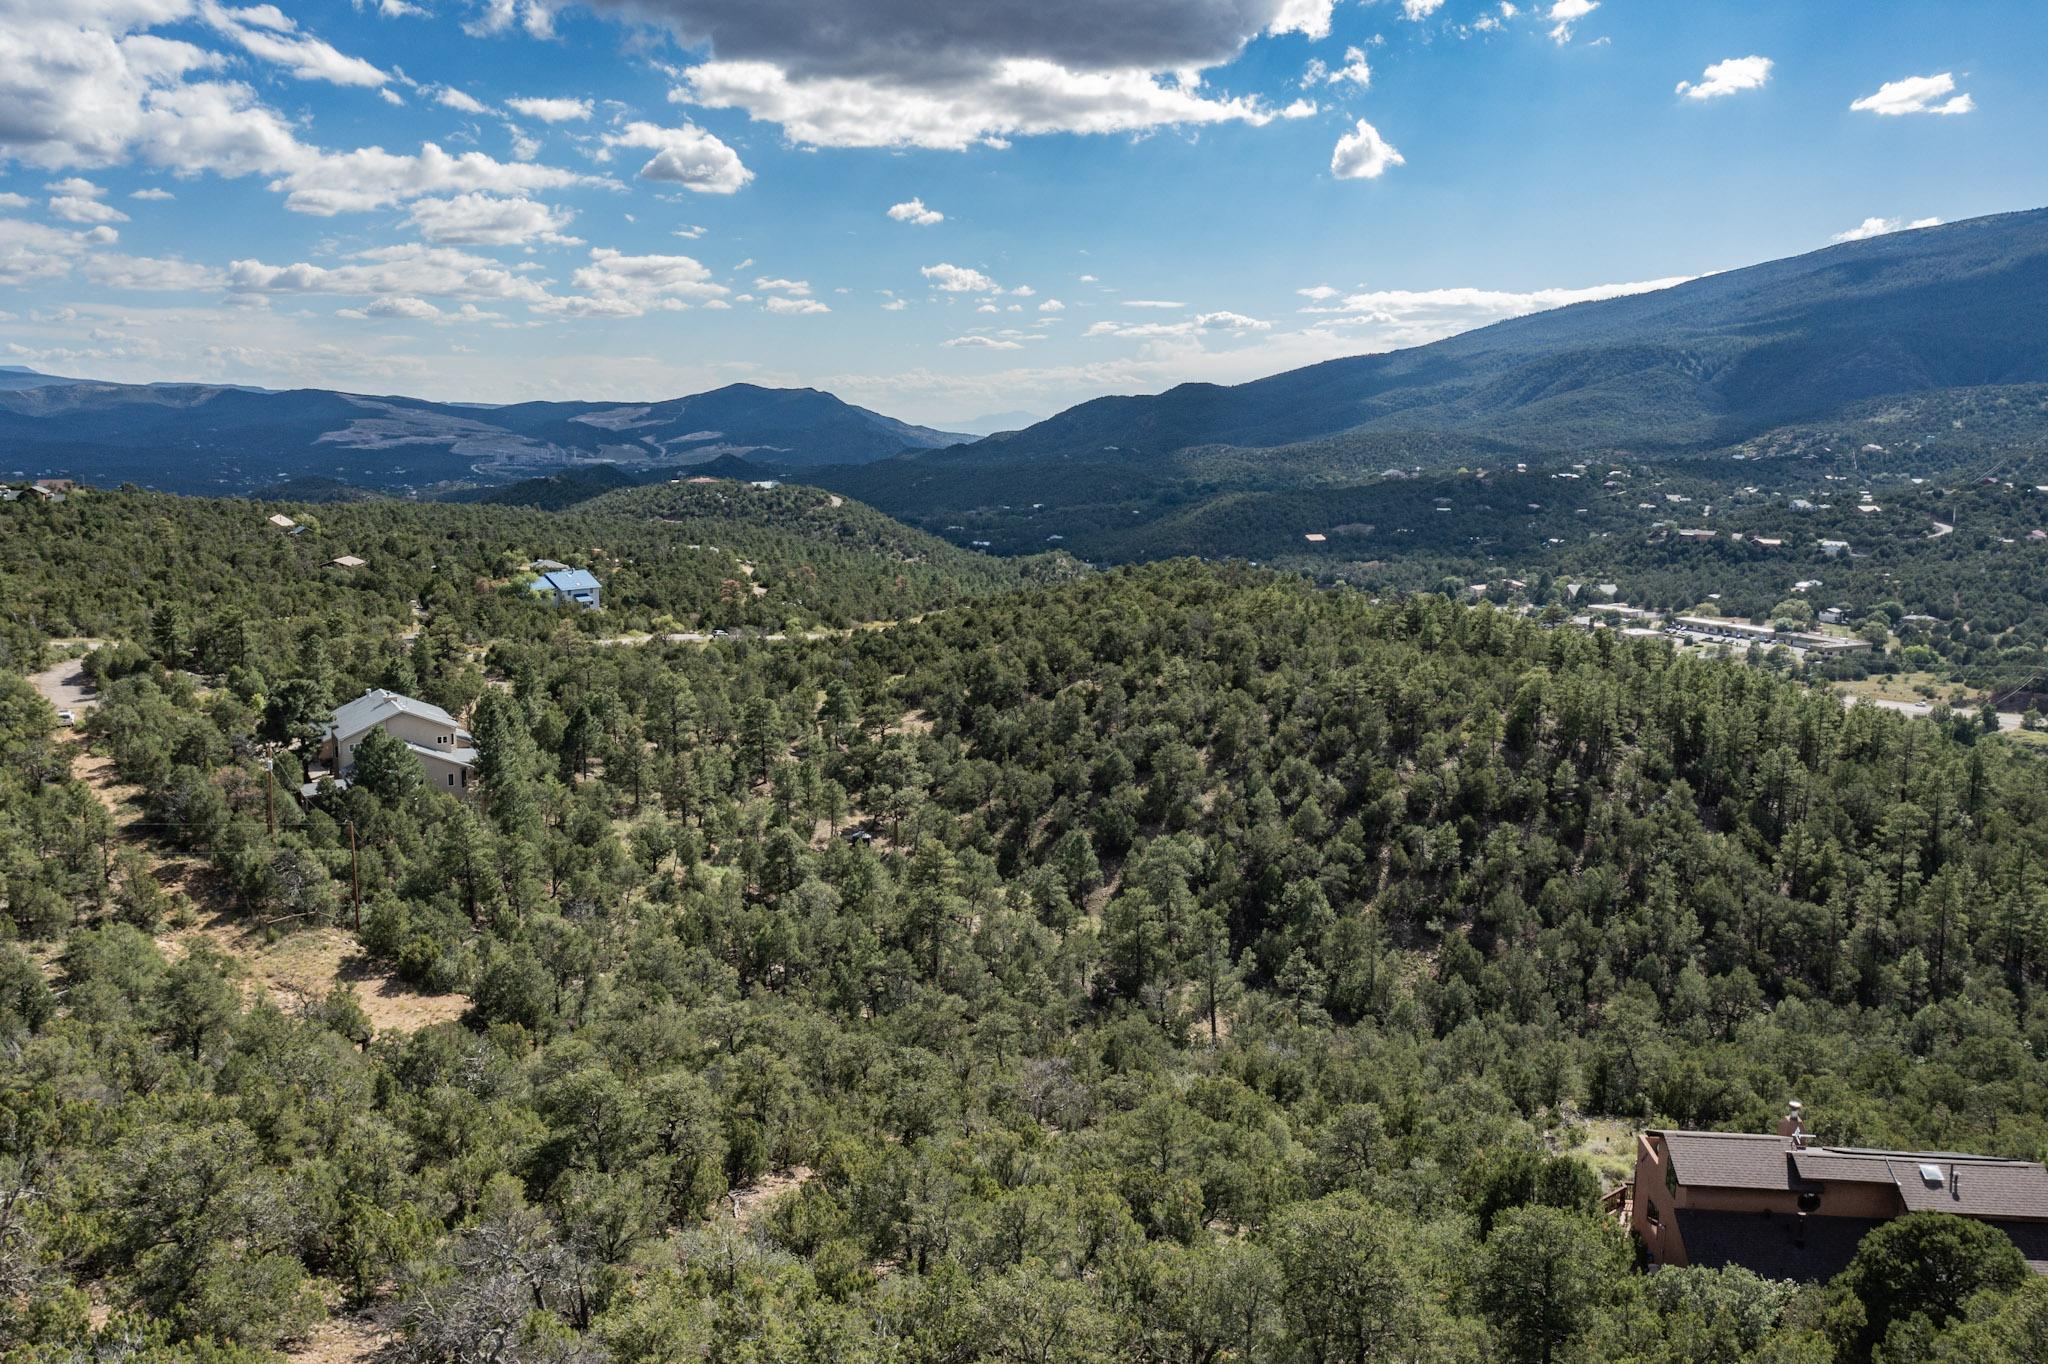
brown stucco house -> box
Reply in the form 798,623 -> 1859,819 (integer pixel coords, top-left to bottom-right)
1628,1109 -> 2048,1280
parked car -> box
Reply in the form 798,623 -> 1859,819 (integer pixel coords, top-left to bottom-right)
56,710 -> 76,725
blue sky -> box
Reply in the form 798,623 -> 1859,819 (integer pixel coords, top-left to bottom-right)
1,0 -> 2042,428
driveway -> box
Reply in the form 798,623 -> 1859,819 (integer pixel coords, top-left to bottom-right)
27,649 -> 101,721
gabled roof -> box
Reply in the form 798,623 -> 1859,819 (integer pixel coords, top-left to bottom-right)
327,688 -> 461,742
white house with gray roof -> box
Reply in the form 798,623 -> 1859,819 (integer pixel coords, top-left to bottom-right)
321,688 -> 477,795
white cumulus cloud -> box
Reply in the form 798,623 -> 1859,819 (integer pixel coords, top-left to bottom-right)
402,193 -> 580,246
506,96 -> 594,123
1325,47 -> 1371,88
677,60 -> 1315,151
437,87 -> 491,114
922,262 -> 1001,293
888,197 -> 944,225
1331,119 -> 1403,179
202,2 -> 393,89
1850,72 -> 1974,117
1676,55 -> 1772,100
47,177 -> 130,224
599,121 -> 754,194
1546,0 -> 1596,43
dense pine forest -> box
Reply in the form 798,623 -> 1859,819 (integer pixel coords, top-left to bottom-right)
6,485 -> 2048,1361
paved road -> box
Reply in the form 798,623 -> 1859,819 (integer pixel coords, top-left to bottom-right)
27,644 -> 103,722
1838,691 -> 2023,732
1929,521 -> 1955,539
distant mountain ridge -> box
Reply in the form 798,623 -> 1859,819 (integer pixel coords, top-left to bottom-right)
798,209 -> 2048,556
13,209 -> 2048,507
954,208 -> 2048,466
0,375 -> 965,494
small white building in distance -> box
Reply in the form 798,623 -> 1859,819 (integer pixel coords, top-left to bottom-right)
268,513 -> 296,530
321,689 -> 476,794
328,555 -> 367,570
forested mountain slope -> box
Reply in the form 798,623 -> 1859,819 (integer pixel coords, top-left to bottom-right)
0,483 -> 1064,673
950,209 -> 2048,465
5,561 -> 2048,1360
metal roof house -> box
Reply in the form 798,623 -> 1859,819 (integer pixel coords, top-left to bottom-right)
320,689 -> 476,795
1628,1110 -> 2048,1281
528,567 -> 602,609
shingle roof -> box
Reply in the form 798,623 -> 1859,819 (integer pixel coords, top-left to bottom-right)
1659,1131 -> 2048,1221
327,689 -> 461,742
1660,1131 -> 1817,1193
1890,1158 -> 2048,1220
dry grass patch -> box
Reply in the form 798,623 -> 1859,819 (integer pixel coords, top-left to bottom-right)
287,1314 -> 394,1364
157,916 -> 467,1033
728,1166 -> 814,1230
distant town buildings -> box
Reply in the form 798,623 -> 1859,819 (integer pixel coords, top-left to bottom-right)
1672,615 -> 1869,654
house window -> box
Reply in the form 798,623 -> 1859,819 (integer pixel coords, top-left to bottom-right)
447,772 -> 454,786
1646,1203 -> 1660,1230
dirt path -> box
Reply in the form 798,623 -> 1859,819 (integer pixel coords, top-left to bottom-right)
47,701 -> 467,1033
592,628 -> 837,647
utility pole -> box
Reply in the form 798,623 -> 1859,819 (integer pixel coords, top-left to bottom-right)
263,751 -> 276,836
347,818 -> 361,932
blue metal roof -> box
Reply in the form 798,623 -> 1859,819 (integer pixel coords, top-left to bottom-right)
530,568 -> 600,594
